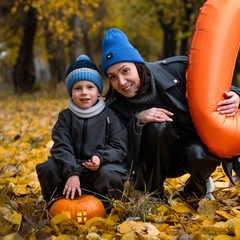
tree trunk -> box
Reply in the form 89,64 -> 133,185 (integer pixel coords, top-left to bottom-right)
13,7 -> 37,94
179,0 -> 193,56
160,22 -> 177,58
180,0 -> 207,56
79,19 -> 94,60
44,25 -> 66,89
155,3 -> 177,59
68,15 -> 82,63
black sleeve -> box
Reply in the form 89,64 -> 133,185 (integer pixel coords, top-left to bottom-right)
94,109 -> 128,165
50,110 -> 82,179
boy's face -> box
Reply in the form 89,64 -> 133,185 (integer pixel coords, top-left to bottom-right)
71,80 -> 100,109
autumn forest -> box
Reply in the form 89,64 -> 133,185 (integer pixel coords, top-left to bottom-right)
1,0 -> 240,239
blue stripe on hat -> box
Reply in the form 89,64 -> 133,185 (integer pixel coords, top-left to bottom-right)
66,55 -> 103,97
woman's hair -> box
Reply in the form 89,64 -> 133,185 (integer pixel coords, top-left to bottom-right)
104,63 -> 151,100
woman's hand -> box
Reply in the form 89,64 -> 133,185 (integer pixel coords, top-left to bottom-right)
82,155 -> 100,171
63,175 -> 81,199
136,107 -> 174,124
217,91 -> 240,117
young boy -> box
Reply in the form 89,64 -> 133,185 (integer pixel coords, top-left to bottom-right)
36,55 -> 128,205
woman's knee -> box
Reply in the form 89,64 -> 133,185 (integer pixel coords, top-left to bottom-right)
188,142 -> 205,161
187,140 -> 221,168
144,122 -> 178,142
147,122 -> 171,134
188,140 -> 210,161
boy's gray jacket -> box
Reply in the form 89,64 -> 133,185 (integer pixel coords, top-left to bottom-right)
50,107 -> 127,179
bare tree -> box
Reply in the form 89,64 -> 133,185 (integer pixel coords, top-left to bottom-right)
13,6 -> 37,94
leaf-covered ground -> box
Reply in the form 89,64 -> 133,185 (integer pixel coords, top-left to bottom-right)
1,94 -> 240,240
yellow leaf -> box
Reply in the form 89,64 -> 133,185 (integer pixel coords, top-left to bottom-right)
0,146 -> 9,154
85,233 -> 101,240
55,235 -> 77,240
235,220 -> 240,237
202,218 -> 215,226
135,222 -> 160,236
101,233 -> 115,240
146,214 -> 165,223
213,235 -> 232,240
112,200 -> 128,215
86,218 -> 115,234
120,232 -> 137,240
231,209 -> 240,217
51,217 -> 86,236
191,233 -> 207,239
9,212 -> 22,225
117,221 -> 143,234
199,225 -> 228,236
225,217 -> 240,230
0,207 -> 12,220
3,233 -> 23,240
157,205 -> 171,216
22,133 -> 32,142
0,146 -> 16,158
85,216 -> 105,228
117,221 -> 134,234
171,202 -> 191,213
13,184 -> 29,196
106,214 -> 119,224
215,210 -> 234,220
50,213 -> 70,225
198,198 -> 218,218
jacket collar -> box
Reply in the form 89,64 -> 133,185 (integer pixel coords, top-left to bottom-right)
146,61 -> 179,90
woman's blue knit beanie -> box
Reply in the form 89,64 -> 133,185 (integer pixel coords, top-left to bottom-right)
66,55 -> 103,97
101,28 -> 145,76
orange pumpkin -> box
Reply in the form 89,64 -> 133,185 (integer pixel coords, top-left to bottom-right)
49,195 -> 105,224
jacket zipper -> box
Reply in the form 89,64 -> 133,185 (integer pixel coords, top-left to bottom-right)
80,119 -> 87,159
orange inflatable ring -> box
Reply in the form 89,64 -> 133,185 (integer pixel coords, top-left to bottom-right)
186,0 -> 240,158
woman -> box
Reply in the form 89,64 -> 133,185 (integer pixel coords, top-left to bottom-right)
101,28 -> 240,200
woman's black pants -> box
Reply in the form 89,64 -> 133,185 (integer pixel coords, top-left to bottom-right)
139,122 -> 222,198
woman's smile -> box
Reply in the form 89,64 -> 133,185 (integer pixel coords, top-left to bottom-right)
122,83 -> 133,91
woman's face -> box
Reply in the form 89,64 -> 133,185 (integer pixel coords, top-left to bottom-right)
106,62 -> 140,98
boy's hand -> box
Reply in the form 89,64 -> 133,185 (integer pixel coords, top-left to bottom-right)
82,155 -> 100,171
63,175 -> 81,199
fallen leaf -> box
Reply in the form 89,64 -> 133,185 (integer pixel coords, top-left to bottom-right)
135,222 -> 159,236
171,201 -> 192,213
235,220 -> 240,237
215,210 -> 234,220
197,199 -> 219,218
